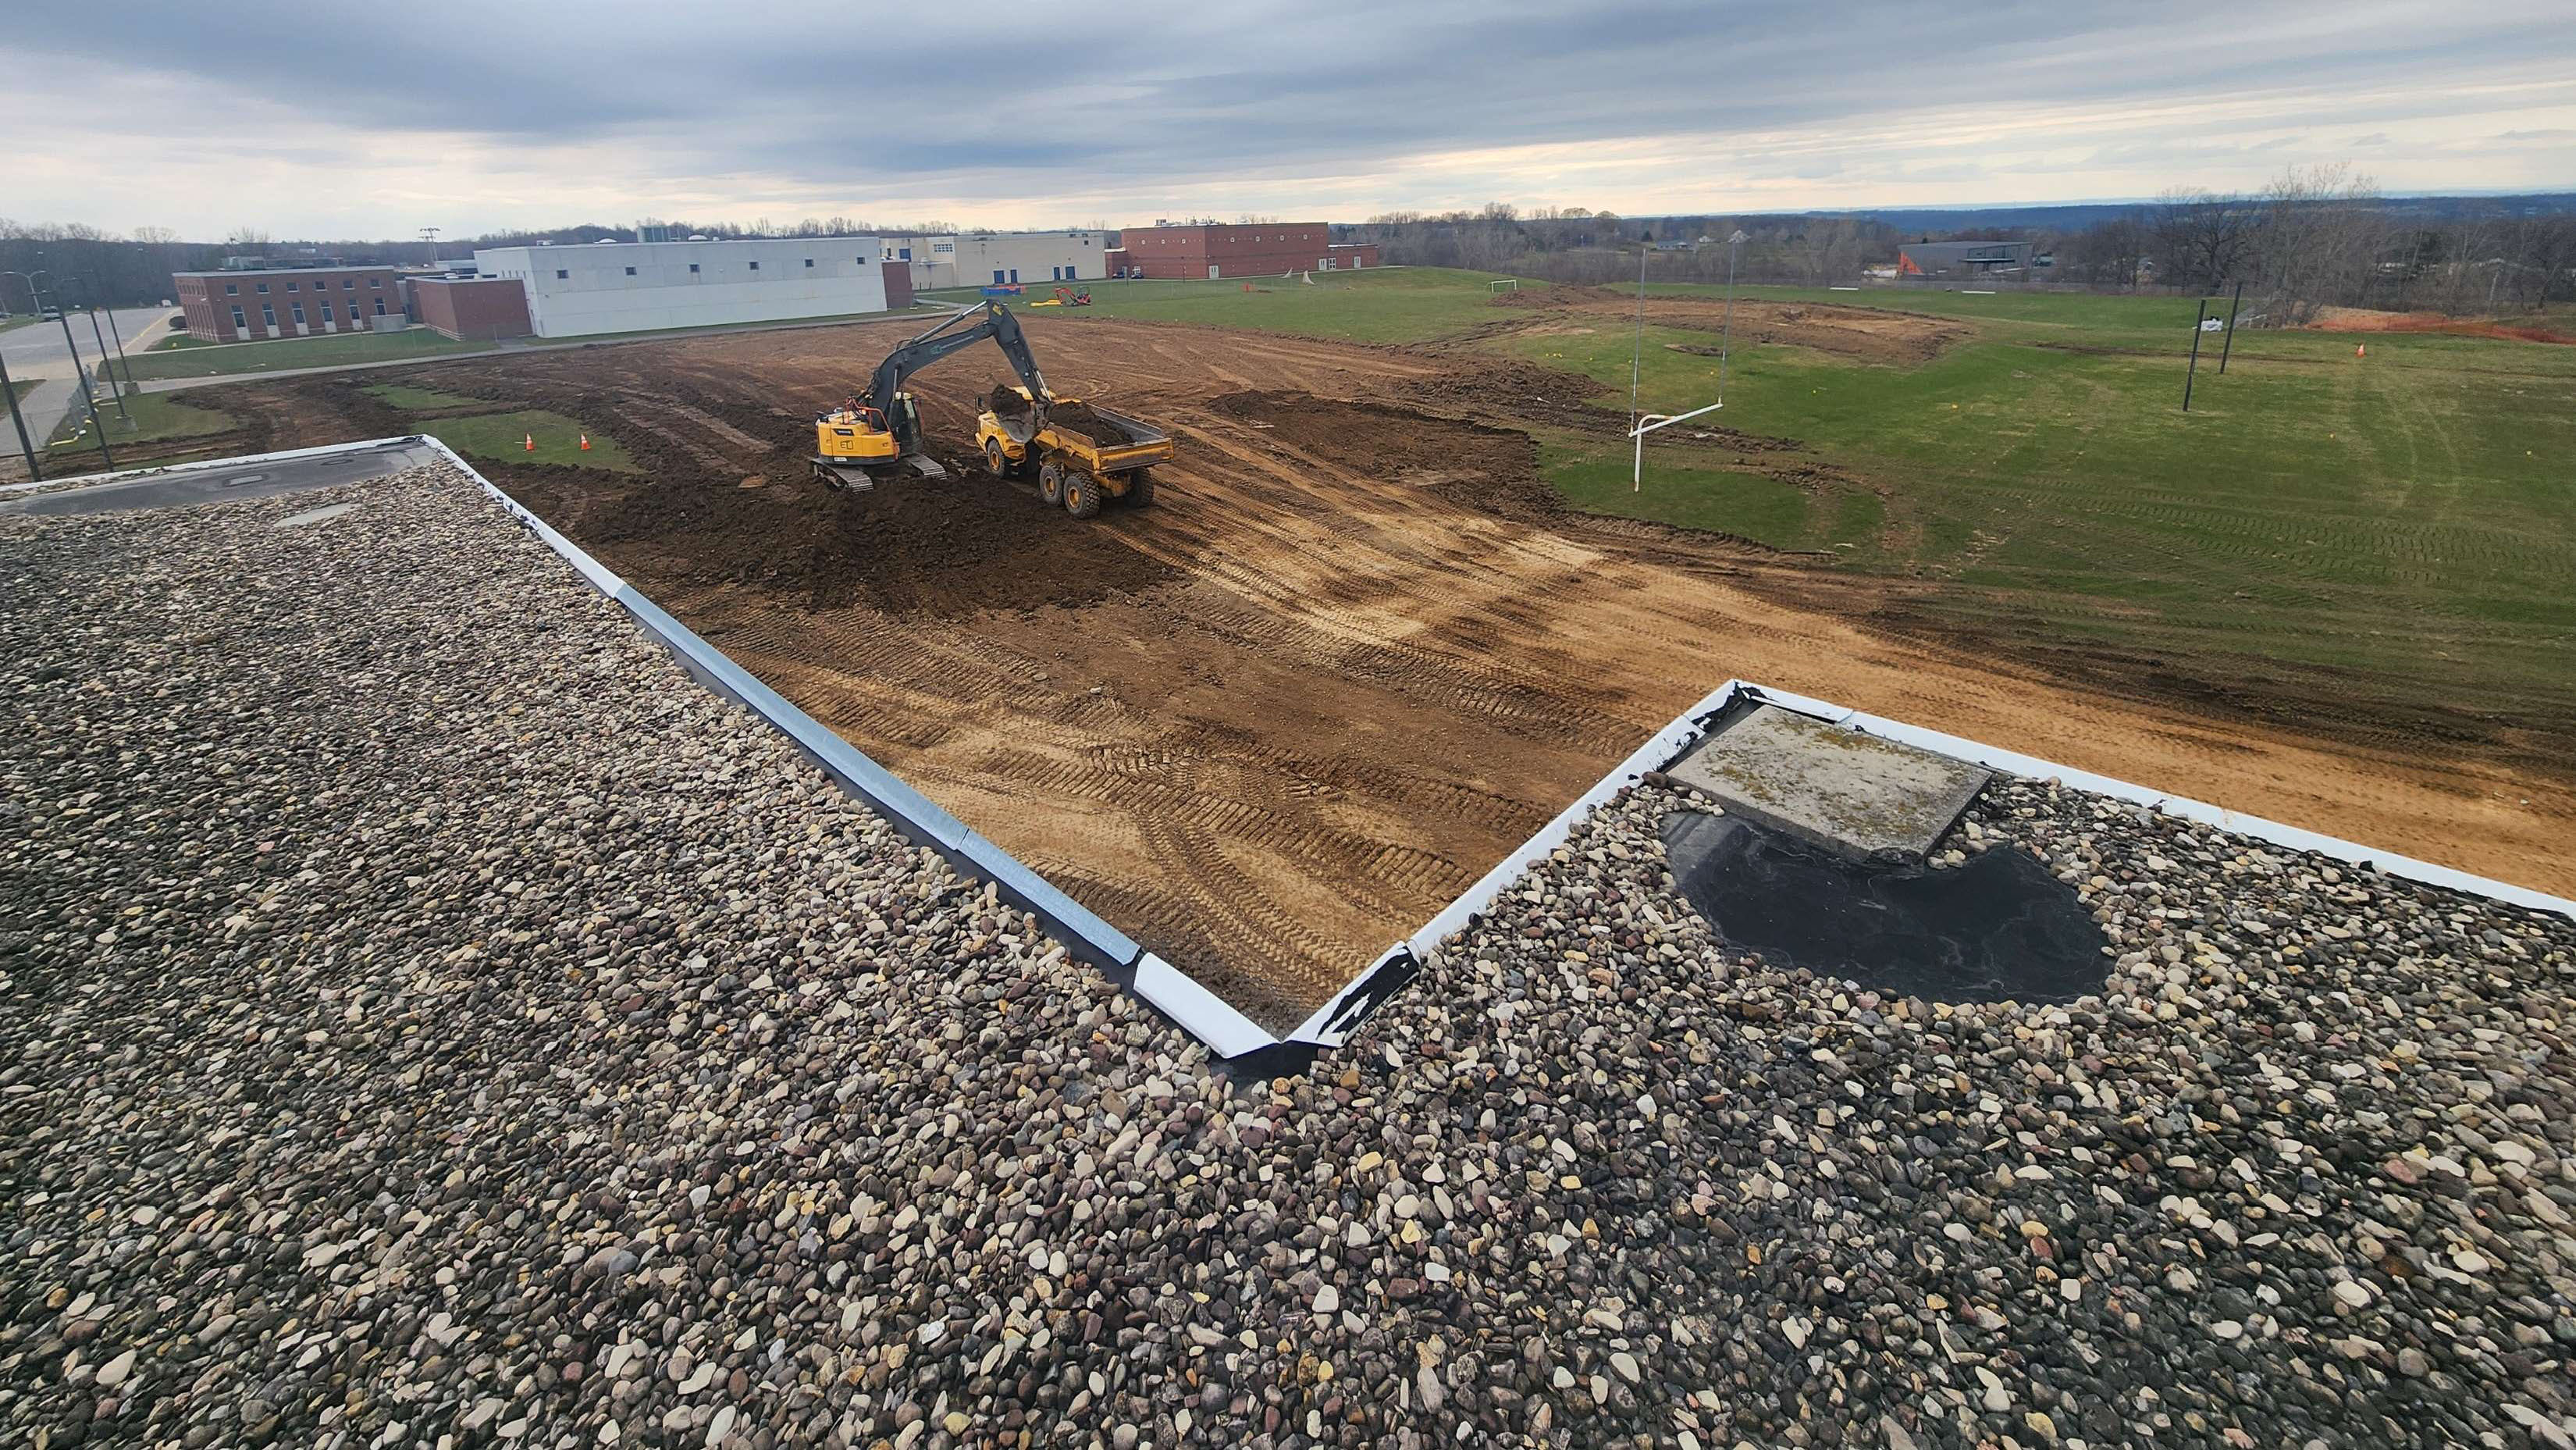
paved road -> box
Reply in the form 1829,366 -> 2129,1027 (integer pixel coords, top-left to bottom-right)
2,306 -> 176,461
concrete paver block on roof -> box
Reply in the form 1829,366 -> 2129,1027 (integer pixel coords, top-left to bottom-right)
1666,704 -> 1991,863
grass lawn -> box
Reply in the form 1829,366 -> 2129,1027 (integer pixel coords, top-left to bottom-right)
118,327 -> 480,381
149,333 -> 219,350
0,315 -> 39,336
921,268 -> 1532,344
420,409 -> 636,472
46,387 -> 235,454
1503,284 -> 2576,713
365,383 -> 489,411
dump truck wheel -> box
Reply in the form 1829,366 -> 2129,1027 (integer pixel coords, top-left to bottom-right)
1037,461 -> 1065,507
1063,471 -> 1102,519
1124,468 -> 1155,508
984,439 -> 1009,476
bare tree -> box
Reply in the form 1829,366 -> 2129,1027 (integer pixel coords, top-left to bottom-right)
2148,188 -> 2266,293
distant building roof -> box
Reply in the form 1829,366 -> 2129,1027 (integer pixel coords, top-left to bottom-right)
1896,240 -> 2034,276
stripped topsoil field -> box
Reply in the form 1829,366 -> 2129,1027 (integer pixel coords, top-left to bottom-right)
169,310 -> 2576,1030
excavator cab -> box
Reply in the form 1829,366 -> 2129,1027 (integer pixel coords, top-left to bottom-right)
813,397 -> 931,490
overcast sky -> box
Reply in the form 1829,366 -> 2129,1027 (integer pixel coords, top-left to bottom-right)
5,1 -> 2572,240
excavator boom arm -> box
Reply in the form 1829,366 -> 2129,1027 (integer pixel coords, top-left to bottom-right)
863,301 -> 1047,421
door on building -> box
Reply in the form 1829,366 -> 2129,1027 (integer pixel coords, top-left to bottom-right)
1208,265 -> 1221,279
1009,269 -> 1019,283
994,269 -> 1006,284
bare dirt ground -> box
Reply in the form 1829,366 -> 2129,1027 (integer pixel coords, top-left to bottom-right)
2307,305 -> 2576,345
178,313 -> 2576,1028
1471,288 -> 1968,362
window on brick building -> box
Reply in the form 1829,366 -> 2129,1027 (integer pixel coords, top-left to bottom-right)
262,305 -> 276,325
224,283 -> 238,295
624,266 -> 635,276
231,307 -> 246,331
291,304 -> 305,324
256,283 -> 269,294
556,269 -> 568,279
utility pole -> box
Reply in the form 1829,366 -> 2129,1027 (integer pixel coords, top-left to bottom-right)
2216,280 -> 2244,375
2182,298 -> 2208,413
0,348 -> 40,481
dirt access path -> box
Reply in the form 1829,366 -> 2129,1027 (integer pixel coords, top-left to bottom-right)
204,311 -> 2575,1029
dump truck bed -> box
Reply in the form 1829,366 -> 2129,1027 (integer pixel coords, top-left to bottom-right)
1009,402 -> 1173,475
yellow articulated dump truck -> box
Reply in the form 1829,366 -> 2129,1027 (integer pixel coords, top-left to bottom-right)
976,387 -> 1174,518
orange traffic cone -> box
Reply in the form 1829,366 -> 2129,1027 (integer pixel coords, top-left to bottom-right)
2355,344 -> 2365,358
578,433 -> 591,451
523,433 -> 535,451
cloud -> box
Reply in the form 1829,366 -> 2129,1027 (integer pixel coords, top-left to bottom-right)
2,0 -> 2572,237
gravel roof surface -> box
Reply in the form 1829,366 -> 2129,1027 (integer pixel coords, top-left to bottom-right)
7,461 -> 2576,1450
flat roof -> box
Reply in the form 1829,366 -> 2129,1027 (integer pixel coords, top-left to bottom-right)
476,237 -> 881,254
172,265 -> 393,279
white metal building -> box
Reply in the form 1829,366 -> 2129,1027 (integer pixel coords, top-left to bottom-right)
471,237 -> 892,338
902,230 -> 1105,291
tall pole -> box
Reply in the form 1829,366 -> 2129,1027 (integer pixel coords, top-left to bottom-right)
2182,298 -> 2208,413
76,287 -> 133,424
48,285 -> 115,471
101,302 -> 140,401
1717,229 -> 1748,404
1629,230 -> 1651,491
2216,280 -> 2244,375
0,348 -> 40,481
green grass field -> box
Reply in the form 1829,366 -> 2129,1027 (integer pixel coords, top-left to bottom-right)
417,409 -> 636,472
365,383 -> 489,411
923,268 -> 1532,344
118,327 -> 481,381
1501,283 -> 2575,709
46,387 -> 235,455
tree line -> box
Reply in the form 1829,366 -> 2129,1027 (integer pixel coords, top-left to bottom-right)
1332,168 -> 2576,317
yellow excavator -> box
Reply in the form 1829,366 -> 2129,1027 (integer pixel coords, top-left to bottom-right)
813,300 -> 1172,516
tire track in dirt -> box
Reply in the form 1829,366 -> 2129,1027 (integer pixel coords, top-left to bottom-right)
197,312 -> 2576,1031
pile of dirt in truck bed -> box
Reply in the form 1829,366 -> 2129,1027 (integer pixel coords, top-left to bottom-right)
1037,401 -> 1119,447
985,387 -> 1120,447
